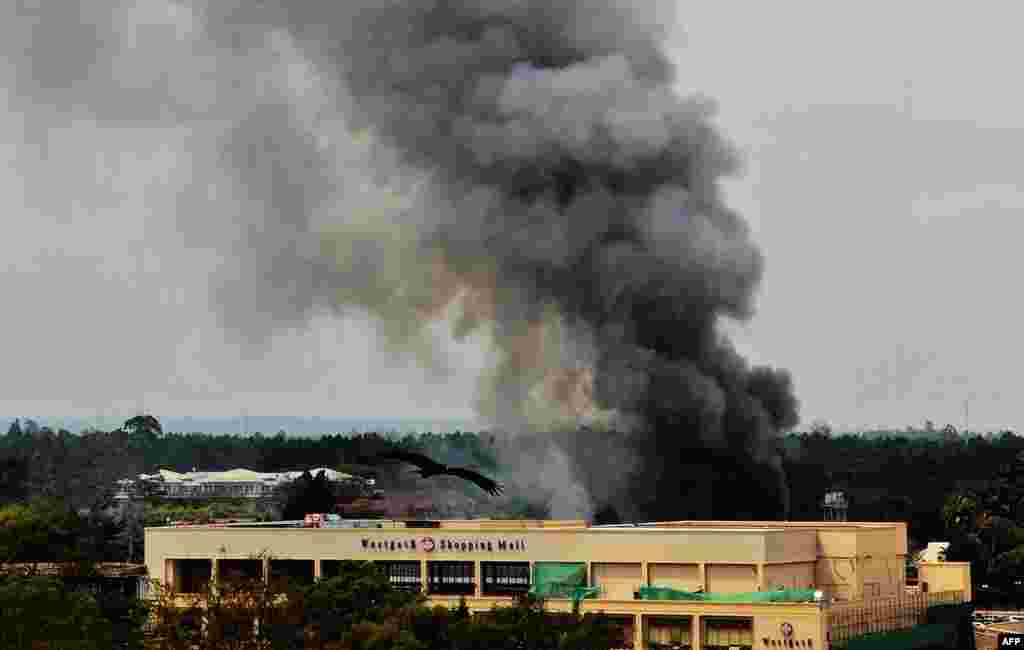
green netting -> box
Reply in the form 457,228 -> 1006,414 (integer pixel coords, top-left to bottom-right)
530,562 -> 599,603
639,586 -> 817,603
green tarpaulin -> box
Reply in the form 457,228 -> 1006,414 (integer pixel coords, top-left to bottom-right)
639,586 -> 818,603
529,562 -> 599,604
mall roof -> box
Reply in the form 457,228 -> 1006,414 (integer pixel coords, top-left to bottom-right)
139,467 -> 357,483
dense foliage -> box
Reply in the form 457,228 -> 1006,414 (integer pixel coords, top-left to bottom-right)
781,428 -> 1024,544
0,575 -> 123,650
0,498 -> 150,649
6,416 -> 1024,583
146,558 -> 622,650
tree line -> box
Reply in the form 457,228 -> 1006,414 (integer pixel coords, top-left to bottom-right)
6,415 -> 1024,558
146,557 -> 623,650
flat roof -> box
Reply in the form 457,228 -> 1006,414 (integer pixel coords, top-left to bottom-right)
146,518 -> 876,533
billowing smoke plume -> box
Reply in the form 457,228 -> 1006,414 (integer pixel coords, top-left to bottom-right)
267,0 -> 800,520
3,0 -> 798,520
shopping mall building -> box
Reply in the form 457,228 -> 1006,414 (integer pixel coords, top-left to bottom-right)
144,518 -> 972,649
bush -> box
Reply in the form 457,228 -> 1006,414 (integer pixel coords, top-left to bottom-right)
0,575 -> 115,649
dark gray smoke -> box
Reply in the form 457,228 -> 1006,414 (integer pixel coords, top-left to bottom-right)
268,0 -> 800,520
3,0 -> 798,520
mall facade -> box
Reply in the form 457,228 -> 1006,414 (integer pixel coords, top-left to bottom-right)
144,519 -> 972,649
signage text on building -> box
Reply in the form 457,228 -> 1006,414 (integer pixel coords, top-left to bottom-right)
359,536 -> 527,552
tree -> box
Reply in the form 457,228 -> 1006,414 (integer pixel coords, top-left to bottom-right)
302,560 -> 424,643
809,420 -> 832,437
6,418 -> 22,437
122,415 -> 163,436
990,546 -> 1024,591
146,553 -> 305,650
942,424 -> 959,443
280,470 -> 337,521
0,576 -> 118,649
0,498 -> 91,566
0,451 -> 28,504
942,493 -> 978,532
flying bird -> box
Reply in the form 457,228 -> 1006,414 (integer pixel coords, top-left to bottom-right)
373,450 -> 503,497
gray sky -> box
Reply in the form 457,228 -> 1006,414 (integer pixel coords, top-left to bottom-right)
2,1 -> 1021,432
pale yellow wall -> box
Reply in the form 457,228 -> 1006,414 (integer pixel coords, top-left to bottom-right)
706,564 -> 758,593
815,557 -> 858,600
918,561 -> 972,601
763,563 -> 815,590
753,611 -> 825,648
145,525 -> 822,585
856,526 -> 908,557
859,556 -> 904,598
143,520 -> 909,609
647,563 -> 700,591
816,530 -> 858,558
764,529 -> 818,562
592,562 -> 642,600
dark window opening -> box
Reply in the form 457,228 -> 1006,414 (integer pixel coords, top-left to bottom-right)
218,559 -> 263,586
320,560 -> 342,580
427,561 -> 475,596
270,559 -> 315,589
606,616 -> 635,650
176,559 -> 212,594
702,617 -> 753,650
375,561 -> 422,591
482,562 -> 531,596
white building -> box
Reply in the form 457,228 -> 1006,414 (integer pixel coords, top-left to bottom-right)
114,467 -> 373,500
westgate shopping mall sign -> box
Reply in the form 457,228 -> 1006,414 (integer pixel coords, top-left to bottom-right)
360,536 -> 527,553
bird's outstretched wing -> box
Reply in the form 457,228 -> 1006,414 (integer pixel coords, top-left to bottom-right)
445,467 -> 503,496
378,450 -> 446,473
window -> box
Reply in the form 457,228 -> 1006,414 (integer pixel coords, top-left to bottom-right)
647,617 -> 692,650
427,561 -> 475,595
482,562 -> 531,595
375,561 -> 422,591
702,617 -> 752,650
175,559 -> 212,594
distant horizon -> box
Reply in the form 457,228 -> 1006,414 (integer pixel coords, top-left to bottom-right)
0,415 -> 1014,437
0,415 -> 482,436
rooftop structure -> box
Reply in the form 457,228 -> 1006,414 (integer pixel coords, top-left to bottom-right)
1,562 -> 149,600
115,467 -> 372,500
145,518 -> 972,649
917,541 -> 950,563
821,491 -> 849,522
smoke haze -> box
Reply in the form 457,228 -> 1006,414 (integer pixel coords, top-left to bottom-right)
3,0 -> 797,520
271,0 -> 799,519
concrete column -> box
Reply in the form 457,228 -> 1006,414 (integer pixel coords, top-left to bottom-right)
211,558 -> 219,596
641,561 -> 649,589
852,557 -> 860,600
756,562 -> 765,591
633,614 -> 643,650
314,559 -> 322,582
421,559 -> 428,594
691,615 -> 701,650
474,560 -> 482,597
165,559 -> 176,593
263,557 -> 270,585
698,563 -> 706,591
